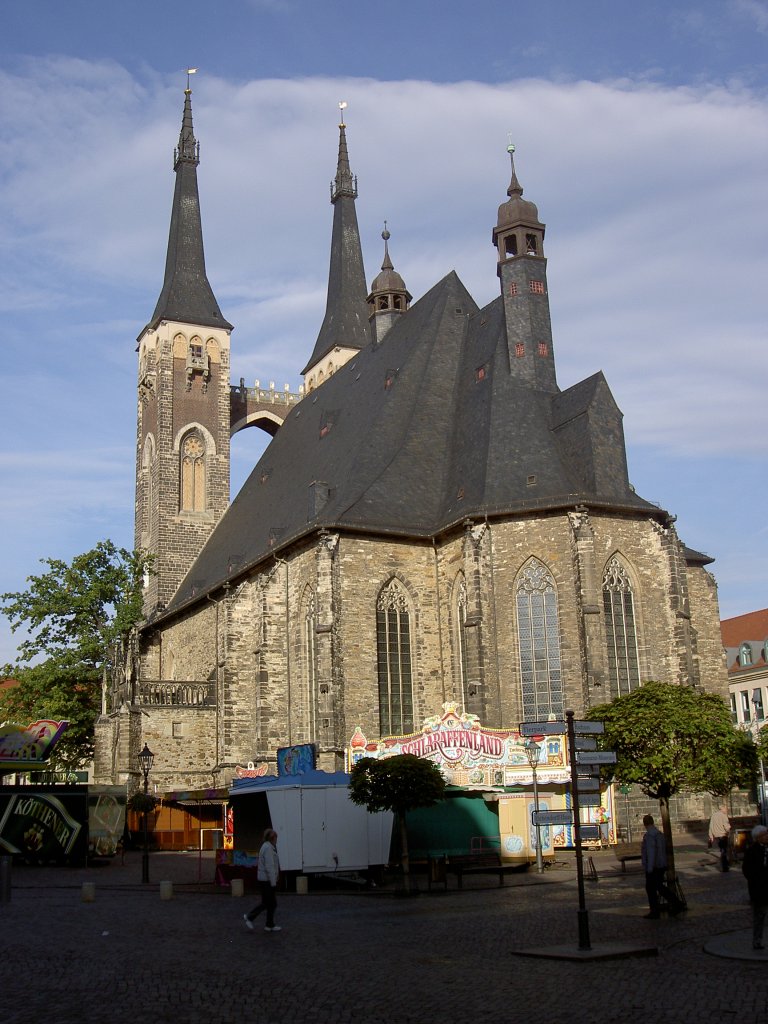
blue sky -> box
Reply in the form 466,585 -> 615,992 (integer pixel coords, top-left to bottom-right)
1,0 -> 766,664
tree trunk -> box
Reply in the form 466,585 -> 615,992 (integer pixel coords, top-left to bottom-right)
658,794 -> 677,880
399,813 -> 410,878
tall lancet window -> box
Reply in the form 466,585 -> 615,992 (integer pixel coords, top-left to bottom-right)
301,588 -> 318,741
180,431 -> 206,512
454,575 -> 471,710
516,559 -> 564,721
141,434 -> 155,545
602,557 -> 640,697
376,579 -> 414,735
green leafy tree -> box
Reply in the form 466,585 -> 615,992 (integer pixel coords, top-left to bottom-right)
589,680 -> 755,878
349,754 -> 446,885
1,541 -> 150,770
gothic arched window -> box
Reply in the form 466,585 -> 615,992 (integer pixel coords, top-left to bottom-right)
516,559 -> 563,721
602,557 -> 640,697
180,431 -> 206,512
141,434 -> 155,543
454,575 -> 471,710
302,588 -> 318,741
376,579 -> 414,735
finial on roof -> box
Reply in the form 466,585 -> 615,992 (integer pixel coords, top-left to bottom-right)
175,73 -> 200,168
506,136 -> 523,198
331,104 -> 357,201
381,221 -> 393,270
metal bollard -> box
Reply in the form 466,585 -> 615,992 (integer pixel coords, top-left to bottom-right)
230,878 -> 244,898
159,880 -> 173,900
295,875 -> 308,895
0,856 -> 11,903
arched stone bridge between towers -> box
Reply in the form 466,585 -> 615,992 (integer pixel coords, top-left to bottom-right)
230,379 -> 305,437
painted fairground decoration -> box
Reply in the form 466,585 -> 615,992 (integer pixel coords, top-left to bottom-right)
234,761 -> 272,780
347,702 -> 571,788
0,790 -> 84,862
277,743 -> 317,777
0,719 -> 69,771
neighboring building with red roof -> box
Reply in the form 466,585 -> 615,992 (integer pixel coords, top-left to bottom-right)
722,608 -> 768,728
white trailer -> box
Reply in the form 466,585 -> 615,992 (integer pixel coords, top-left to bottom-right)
230,774 -> 392,873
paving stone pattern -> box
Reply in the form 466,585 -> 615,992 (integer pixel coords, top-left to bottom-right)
1,844 -> 764,1024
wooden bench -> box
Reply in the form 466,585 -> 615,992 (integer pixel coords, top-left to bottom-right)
432,852 -> 528,888
614,842 -> 643,872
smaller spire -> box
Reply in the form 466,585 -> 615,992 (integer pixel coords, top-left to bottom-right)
381,222 -> 394,271
331,101 -> 357,202
175,73 -> 200,169
506,139 -> 523,198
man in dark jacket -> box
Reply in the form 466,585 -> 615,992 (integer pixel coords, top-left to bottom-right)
640,814 -> 684,918
742,824 -> 768,950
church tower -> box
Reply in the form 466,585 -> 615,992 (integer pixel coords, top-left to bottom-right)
135,84 -> 233,614
493,145 -> 557,392
302,109 -> 370,390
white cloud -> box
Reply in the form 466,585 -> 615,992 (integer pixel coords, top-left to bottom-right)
1,60 -> 766,660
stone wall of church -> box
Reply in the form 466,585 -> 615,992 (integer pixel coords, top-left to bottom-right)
687,563 -> 729,698
111,507 -> 725,792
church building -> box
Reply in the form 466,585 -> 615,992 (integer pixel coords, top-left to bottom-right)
94,88 -> 728,795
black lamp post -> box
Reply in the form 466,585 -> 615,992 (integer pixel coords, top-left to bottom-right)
138,743 -> 154,884
524,738 -> 544,874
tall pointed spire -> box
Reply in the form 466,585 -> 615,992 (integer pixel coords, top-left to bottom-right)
302,105 -> 370,380
144,84 -> 231,334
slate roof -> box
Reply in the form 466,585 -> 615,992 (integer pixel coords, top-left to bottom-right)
166,271 -> 664,616
143,89 -> 232,336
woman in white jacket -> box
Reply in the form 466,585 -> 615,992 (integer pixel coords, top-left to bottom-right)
243,829 -> 281,932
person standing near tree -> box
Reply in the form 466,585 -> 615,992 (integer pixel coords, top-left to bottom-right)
641,814 -> 684,919
742,825 -> 768,951
243,829 -> 281,933
708,803 -> 732,872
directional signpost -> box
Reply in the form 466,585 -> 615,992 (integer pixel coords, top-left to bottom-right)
519,711 -> 617,954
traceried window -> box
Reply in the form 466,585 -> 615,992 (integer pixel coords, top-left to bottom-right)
301,588 -> 318,741
376,579 -> 414,735
602,558 -> 640,697
180,432 -> 206,512
516,559 -> 563,721
454,576 -> 471,710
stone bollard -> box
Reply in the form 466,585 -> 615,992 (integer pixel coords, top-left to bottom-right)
1,856 -> 12,903
295,875 -> 308,895
230,878 -> 244,898
81,882 -> 96,902
159,880 -> 173,900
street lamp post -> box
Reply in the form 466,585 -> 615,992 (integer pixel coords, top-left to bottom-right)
137,743 -> 154,884
525,738 -> 544,874
751,692 -> 767,827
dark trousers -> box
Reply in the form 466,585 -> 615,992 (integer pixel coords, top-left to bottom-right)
246,880 -> 277,928
645,868 -> 679,914
716,835 -> 729,871
752,901 -> 767,946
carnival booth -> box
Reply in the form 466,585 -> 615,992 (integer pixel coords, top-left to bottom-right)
220,744 -> 393,886
348,703 -> 615,865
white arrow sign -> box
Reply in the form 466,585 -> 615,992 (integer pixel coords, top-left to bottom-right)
575,751 -> 617,765
532,810 -> 573,826
519,721 -> 566,736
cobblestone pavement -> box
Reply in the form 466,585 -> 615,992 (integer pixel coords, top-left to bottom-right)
1,843 -> 765,1024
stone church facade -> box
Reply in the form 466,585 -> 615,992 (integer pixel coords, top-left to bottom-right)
94,89 -> 727,797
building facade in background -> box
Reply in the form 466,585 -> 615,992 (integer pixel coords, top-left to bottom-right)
94,89 -> 728,796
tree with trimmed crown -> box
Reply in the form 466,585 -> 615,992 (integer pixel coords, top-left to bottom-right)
1,541 -> 151,771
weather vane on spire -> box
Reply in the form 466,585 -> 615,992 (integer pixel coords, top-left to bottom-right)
339,100 -> 348,127
186,67 -> 198,91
